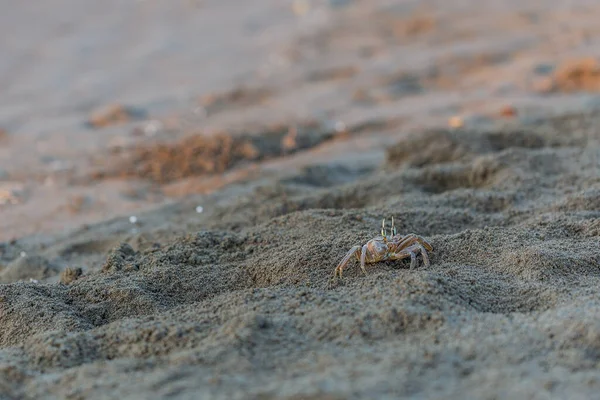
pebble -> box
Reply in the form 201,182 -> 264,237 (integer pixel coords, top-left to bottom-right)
448,116 -> 464,129
335,121 -> 347,132
499,105 -> 517,118
143,120 -> 163,136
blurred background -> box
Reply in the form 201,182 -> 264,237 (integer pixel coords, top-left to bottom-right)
1,0 -> 600,240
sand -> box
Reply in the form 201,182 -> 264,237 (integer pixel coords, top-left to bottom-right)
1,0 -> 600,399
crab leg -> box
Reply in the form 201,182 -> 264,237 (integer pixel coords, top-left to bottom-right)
418,243 -> 431,267
334,245 -> 361,278
387,250 -> 412,263
387,249 -> 418,269
359,244 -> 369,275
394,234 -> 433,252
388,243 -> 431,269
409,251 -> 418,269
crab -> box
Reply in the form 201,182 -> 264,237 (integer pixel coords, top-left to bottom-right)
333,217 -> 433,279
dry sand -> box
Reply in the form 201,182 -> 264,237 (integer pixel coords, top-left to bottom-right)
1,0 -> 600,399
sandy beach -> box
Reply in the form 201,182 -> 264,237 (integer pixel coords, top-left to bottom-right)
1,0 -> 600,398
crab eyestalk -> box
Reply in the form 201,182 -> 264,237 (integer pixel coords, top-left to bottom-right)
392,216 -> 397,236
381,218 -> 386,237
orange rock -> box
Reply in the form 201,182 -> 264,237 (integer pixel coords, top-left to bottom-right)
499,105 -> 517,118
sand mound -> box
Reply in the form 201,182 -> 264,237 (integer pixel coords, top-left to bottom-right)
1,111 -> 600,398
0,254 -> 61,283
93,122 -> 343,183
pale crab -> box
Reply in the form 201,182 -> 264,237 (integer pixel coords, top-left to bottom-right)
333,217 -> 433,279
